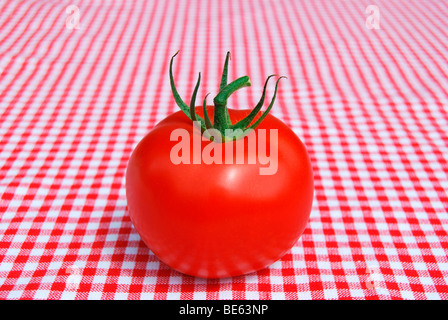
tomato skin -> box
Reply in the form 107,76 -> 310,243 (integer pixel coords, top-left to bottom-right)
126,107 -> 314,278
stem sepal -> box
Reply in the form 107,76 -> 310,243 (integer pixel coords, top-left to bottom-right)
169,51 -> 286,142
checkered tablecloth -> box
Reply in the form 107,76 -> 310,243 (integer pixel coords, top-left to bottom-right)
1,0 -> 447,300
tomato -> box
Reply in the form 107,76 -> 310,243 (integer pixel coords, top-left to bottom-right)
125,52 -> 314,278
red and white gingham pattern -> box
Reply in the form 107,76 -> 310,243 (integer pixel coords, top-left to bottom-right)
1,0 -> 447,300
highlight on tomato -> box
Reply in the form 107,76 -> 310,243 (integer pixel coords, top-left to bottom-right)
126,52 -> 314,278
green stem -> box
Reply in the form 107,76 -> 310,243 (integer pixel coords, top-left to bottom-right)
169,51 -> 285,142
169,51 -> 190,119
213,76 -> 251,134
219,52 -> 232,127
219,52 -> 231,92
248,76 -> 286,130
202,93 -> 213,129
231,74 -> 277,129
189,72 -> 201,122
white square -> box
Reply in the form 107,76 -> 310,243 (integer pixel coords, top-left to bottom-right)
401,290 -> 415,300
23,262 -> 39,272
8,290 -> 23,299
219,290 -> 233,299
419,276 -> 434,286
87,291 -> 103,300
270,275 -> 284,285
192,291 -> 207,300
323,288 -> 338,299
297,290 -> 312,300
0,262 -> 14,273
60,291 -> 78,300
244,291 -> 260,300
271,291 -> 286,299
425,292 -> 442,300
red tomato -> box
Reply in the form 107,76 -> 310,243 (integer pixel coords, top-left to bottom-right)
126,52 -> 314,278
126,106 -> 314,278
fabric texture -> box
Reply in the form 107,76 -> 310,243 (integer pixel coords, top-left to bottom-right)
0,0 -> 447,300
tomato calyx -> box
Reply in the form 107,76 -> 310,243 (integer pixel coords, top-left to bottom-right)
169,51 -> 286,142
